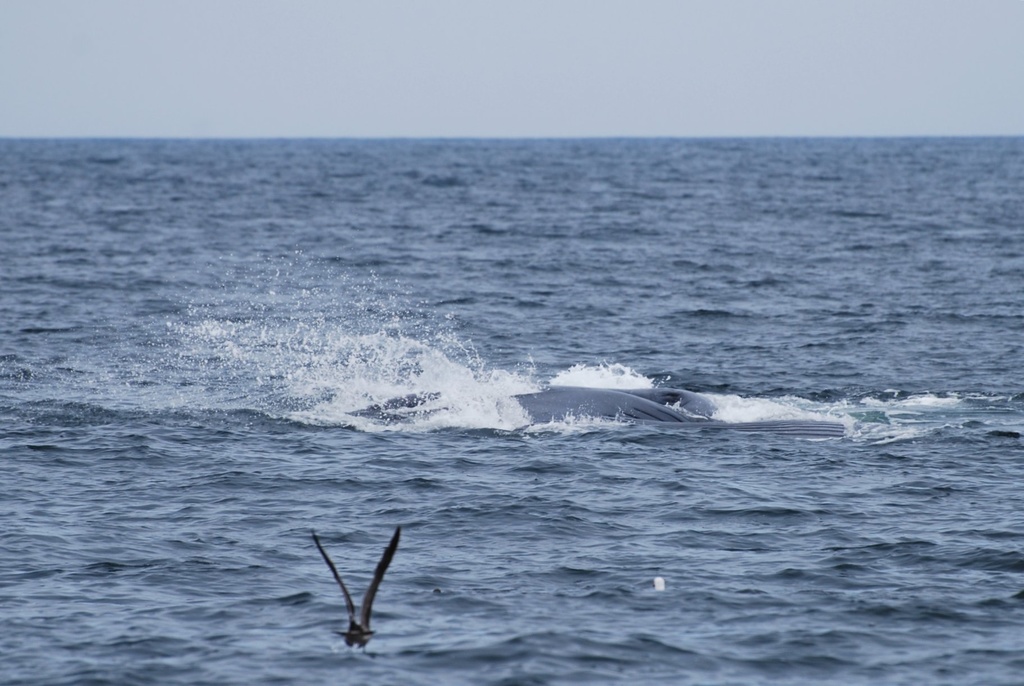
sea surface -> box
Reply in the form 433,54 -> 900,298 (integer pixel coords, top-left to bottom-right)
2,138 -> 1023,685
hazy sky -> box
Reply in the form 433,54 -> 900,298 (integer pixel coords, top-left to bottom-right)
2,0 -> 1021,137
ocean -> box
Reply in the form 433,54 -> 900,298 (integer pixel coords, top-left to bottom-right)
2,138 -> 1023,685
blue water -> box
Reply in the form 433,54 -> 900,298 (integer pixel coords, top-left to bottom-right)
2,138 -> 1023,685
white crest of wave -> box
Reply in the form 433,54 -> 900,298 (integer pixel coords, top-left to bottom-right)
162,263 -> 541,430
523,412 -> 627,435
191,320 -> 539,431
288,331 -> 537,432
706,392 -> 851,426
861,392 -> 964,409
548,363 -> 653,389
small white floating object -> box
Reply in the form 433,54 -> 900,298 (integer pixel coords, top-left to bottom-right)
653,576 -> 666,591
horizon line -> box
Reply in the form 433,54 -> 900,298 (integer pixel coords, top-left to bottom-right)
2,133 -> 1022,142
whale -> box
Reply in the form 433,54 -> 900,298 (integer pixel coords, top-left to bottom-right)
351,386 -> 846,438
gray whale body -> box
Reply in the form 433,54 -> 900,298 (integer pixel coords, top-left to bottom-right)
352,386 -> 846,438
513,387 -> 716,423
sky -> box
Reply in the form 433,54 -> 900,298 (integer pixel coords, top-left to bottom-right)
1,0 -> 1022,138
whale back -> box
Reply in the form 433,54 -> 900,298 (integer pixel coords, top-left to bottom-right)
347,386 -> 846,437
515,387 -> 845,437
514,386 -> 699,424
616,388 -> 717,419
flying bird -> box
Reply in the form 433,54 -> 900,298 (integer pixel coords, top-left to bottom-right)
311,527 -> 401,648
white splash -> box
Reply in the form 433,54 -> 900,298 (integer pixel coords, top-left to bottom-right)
549,363 -> 653,389
704,393 -> 842,423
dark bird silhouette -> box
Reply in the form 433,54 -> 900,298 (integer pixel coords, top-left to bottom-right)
311,527 -> 401,648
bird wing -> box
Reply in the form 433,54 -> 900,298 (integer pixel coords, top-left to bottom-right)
359,526 -> 401,630
312,530 -> 357,623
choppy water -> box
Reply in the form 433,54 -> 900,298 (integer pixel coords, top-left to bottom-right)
2,138 -> 1023,685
